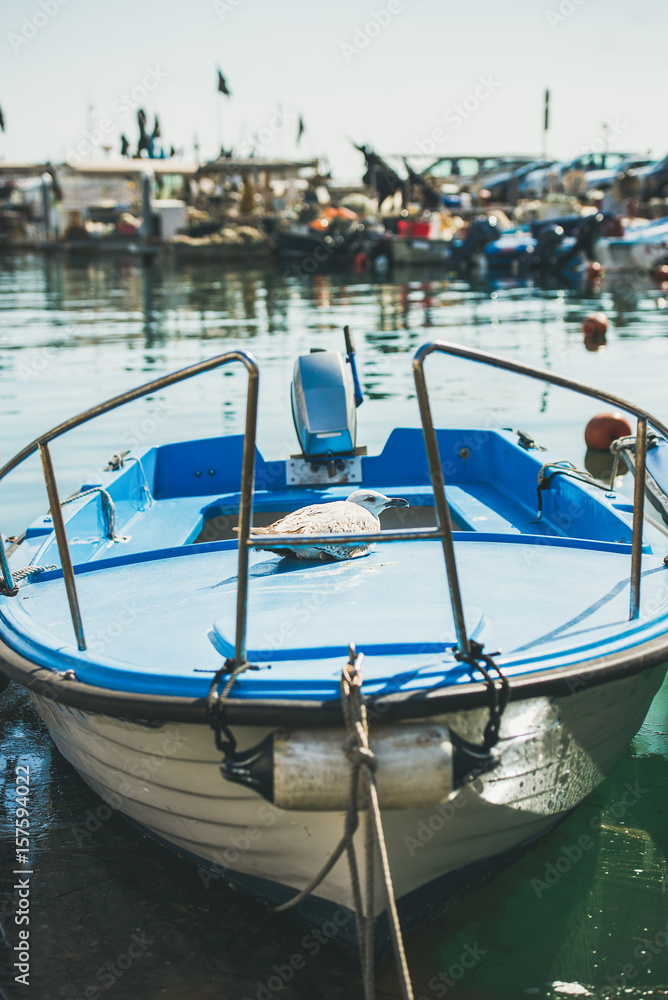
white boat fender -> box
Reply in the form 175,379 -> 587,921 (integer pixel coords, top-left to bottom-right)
221,724 -> 498,811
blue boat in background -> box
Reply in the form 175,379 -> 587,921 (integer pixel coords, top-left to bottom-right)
1,330 -> 668,959
482,213 -> 616,278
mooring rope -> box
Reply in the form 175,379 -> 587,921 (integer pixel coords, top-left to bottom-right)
57,487 -> 123,541
536,460 -> 609,517
207,659 -> 260,758
0,561 -> 58,596
11,564 -> 57,582
276,645 -> 414,1000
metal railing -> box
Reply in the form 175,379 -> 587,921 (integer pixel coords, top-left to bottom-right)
412,341 -> 668,624
1,338 -> 664,665
237,341 -> 667,666
0,351 -> 259,653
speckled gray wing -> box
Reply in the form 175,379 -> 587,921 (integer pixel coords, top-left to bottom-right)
251,501 -> 380,560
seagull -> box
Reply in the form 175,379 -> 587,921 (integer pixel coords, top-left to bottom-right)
246,489 -> 409,561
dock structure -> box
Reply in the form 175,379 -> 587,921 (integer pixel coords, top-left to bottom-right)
0,156 -> 321,255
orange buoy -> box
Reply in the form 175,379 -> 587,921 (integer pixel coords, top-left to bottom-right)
354,251 -> 368,273
586,261 -> 605,282
584,411 -> 633,451
583,328 -> 606,352
654,263 -> 668,286
582,312 -> 609,337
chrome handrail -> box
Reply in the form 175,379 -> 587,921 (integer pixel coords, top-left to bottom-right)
1,337 -> 660,667
0,351 -> 259,652
412,340 -> 667,624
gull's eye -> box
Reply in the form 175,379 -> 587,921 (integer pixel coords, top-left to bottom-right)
366,495 -> 374,501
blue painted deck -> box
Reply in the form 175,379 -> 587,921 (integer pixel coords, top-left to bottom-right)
6,535 -> 668,699
5,425 -> 666,702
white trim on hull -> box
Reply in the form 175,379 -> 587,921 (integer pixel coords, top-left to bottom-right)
30,663 -> 666,947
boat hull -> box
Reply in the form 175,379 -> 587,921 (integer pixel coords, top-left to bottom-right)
28,660 -> 666,950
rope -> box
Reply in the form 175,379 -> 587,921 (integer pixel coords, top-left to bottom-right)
0,563 -> 58,595
455,641 -> 509,750
536,460 -> 609,518
56,486 -> 123,541
206,658 -> 259,757
275,645 -> 414,1000
11,564 -> 57,583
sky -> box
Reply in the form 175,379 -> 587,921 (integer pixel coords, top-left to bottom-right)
0,0 -> 666,179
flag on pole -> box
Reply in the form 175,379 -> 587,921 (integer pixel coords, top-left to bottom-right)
0,105 -> 6,132
297,114 -> 305,145
217,70 -> 231,96
544,89 -> 550,132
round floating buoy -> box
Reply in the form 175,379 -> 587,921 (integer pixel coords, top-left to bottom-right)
354,251 -> 368,273
583,328 -> 607,352
582,311 -> 609,337
586,261 -> 605,282
584,411 -> 633,451
654,263 -> 668,287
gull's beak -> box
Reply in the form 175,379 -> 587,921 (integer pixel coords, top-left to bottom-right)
384,497 -> 409,508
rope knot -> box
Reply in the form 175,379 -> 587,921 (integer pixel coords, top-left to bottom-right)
346,741 -> 378,772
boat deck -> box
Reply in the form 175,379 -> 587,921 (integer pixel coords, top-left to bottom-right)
5,535 -> 668,700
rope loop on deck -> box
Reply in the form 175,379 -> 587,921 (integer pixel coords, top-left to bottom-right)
275,644 -> 414,1000
0,563 -> 58,596
58,487 -> 123,541
536,460 -> 609,517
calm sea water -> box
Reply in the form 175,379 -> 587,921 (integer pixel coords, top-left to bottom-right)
0,253 -> 667,999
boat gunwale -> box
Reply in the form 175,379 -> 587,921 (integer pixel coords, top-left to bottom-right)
1,629 -> 666,726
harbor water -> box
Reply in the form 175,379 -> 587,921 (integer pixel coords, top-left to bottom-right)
1,253 -> 667,999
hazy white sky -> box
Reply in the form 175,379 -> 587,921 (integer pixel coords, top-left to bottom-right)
0,0 -> 666,178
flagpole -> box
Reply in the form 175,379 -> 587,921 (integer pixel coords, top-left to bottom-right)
216,68 -> 231,158
216,94 -> 223,157
542,88 -> 550,160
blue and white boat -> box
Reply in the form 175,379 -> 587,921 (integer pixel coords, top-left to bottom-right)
1,331 -> 667,956
596,215 -> 668,273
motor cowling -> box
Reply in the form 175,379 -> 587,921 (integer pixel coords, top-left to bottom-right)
291,350 -> 357,457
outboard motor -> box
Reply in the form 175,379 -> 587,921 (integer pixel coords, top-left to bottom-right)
570,212 -> 604,261
532,224 -> 565,270
291,326 -> 363,460
452,216 -> 499,272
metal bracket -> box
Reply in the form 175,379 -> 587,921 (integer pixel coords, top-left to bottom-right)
286,455 -> 363,486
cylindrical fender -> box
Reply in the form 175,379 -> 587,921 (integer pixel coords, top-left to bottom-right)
221,724 -> 497,810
